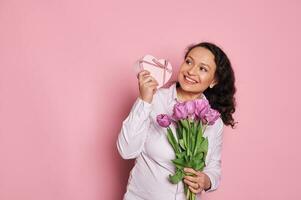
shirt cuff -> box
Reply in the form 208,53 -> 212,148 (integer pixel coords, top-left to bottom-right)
203,171 -> 215,192
137,97 -> 152,108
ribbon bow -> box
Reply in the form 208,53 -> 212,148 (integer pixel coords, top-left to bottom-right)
139,58 -> 172,85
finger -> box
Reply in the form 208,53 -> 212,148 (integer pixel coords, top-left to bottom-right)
141,76 -> 158,85
141,76 -> 154,85
183,179 -> 199,189
184,168 -> 198,176
139,69 -> 150,74
139,75 -> 152,83
138,70 -> 150,79
188,185 -> 203,194
146,79 -> 159,86
184,175 -> 199,183
146,82 -> 158,87
141,69 -> 150,74
138,74 -> 151,82
144,82 -> 159,88
152,78 -> 159,85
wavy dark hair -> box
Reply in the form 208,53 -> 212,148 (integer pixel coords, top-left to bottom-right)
176,42 -> 238,128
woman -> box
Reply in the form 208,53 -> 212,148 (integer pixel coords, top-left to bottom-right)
117,42 -> 237,200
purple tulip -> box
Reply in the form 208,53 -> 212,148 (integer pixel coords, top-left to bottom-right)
156,114 -> 172,127
194,99 -> 210,120
184,100 -> 196,116
172,102 -> 188,120
204,108 -> 221,125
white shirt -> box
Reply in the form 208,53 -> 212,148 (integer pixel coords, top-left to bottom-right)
117,82 -> 224,200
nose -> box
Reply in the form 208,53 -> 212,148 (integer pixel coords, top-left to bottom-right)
187,64 -> 198,75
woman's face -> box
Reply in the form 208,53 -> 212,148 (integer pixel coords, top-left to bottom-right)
178,46 -> 218,94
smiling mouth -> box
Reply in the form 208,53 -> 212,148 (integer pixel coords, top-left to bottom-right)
184,75 -> 198,84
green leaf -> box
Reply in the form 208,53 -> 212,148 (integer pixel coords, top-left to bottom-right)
194,151 -> 204,160
176,126 -> 182,141
175,151 -> 185,159
191,122 -> 197,153
183,154 -> 190,163
193,124 -> 204,155
179,139 -> 186,150
195,161 -> 205,171
187,121 -> 192,152
182,128 -> 187,150
204,151 -> 208,161
169,170 -> 184,184
199,137 -> 208,153
180,119 -> 189,130
172,158 -> 187,168
174,164 -> 184,170
189,159 -> 204,170
186,120 -> 192,155
167,127 -> 180,154
187,148 -> 191,157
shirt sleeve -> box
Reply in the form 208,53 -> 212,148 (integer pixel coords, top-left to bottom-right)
203,120 -> 224,192
116,97 -> 153,159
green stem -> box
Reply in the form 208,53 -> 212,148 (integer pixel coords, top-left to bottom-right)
202,123 -> 208,133
186,185 -> 190,199
188,120 -> 191,156
184,182 -> 197,200
192,193 -> 196,200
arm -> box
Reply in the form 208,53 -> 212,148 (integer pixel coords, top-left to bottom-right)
116,97 -> 152,159
203,121 -> 224,192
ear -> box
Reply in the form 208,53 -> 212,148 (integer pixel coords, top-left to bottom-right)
209,79 -> 218,88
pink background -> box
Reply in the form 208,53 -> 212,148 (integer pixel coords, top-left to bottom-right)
0,0 -> 300,199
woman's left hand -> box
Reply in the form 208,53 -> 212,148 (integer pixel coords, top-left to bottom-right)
183,168 -> 211,194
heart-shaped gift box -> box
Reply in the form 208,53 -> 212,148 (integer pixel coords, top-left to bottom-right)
134,54 -> 173,88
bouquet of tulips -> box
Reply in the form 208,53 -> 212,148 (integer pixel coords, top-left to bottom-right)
156,98 -> 220,200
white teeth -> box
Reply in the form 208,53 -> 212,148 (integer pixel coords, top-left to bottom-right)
185,76 -> 197,83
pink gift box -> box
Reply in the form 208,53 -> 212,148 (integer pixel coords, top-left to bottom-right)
134,54 -> 173,88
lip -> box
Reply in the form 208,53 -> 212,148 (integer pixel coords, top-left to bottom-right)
184,75 -> 198,84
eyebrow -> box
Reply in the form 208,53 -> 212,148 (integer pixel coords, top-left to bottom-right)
187,55 -> 211,69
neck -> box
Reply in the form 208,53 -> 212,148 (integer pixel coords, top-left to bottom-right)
176,86 -> 203,102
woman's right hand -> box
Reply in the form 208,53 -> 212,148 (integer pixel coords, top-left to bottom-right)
137,70 -> 159,104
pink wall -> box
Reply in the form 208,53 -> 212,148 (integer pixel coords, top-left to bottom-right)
0,0 -> 300,199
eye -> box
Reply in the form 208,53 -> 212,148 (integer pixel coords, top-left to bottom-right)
200,66 -> 208,72
185,59 -> 192,65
